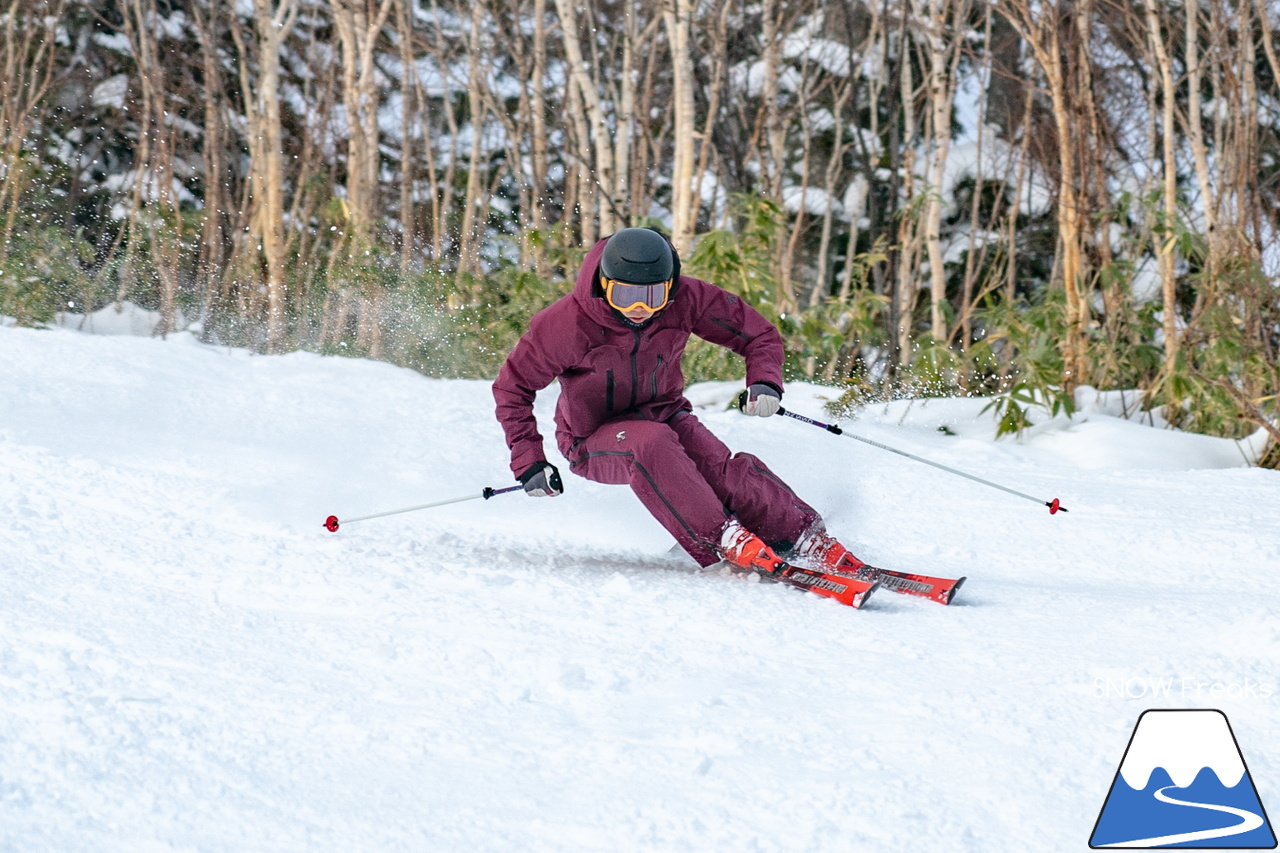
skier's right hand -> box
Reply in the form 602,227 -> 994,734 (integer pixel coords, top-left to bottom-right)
738,383 -> 781,417
519,461 -> 563,497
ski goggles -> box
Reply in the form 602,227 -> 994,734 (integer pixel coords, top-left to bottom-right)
603,277 -> 672,313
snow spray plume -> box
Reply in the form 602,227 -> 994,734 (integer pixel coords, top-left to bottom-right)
324,485 -> 522,532
775,406 -> 1068,515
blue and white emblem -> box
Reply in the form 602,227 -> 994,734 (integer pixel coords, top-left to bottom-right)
1090,710 -> 1276,848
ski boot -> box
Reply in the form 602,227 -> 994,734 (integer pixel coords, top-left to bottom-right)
791,527 -> 871,578
719,519 -> 788,577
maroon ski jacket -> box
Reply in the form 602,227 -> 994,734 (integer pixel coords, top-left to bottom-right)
493,237 -> 785,478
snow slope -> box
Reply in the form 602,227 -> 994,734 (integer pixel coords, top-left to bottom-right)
2,324 -> 1278,852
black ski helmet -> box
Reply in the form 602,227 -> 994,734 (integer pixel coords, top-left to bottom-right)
600,228 -> 674,284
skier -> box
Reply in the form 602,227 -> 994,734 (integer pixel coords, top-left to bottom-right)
492,227 -> 867,579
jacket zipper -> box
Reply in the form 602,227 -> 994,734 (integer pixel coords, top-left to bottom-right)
628,329 -> 641,411
650,354 -> 663,401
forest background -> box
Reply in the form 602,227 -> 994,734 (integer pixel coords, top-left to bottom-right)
2,0 -> 1278,461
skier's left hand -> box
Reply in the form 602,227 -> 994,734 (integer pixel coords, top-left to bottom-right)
739,383 -> 781,417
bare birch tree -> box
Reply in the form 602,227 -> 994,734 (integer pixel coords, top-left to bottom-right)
555,0 -> 618,239
331,0 -> 395,355
396,0 -> 417,274
119,0 -> 187,337
333,0 -> 395,250
229,0 -> 301,352
895,4 -> 923,362
457,0 -> 490,278
1141,0 -> 1180,370
662,0 -> 696,254
529,0 -> 550,249
191,0 -> 231,331
919,0 -> 969,340
1000,0 -> 1090,390
0,0 -> 67,254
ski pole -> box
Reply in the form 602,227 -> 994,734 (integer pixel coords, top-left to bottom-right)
777,407 -> 1068,514
323,485 -> 522,532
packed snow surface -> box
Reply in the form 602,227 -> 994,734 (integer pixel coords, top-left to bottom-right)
2,324 -> 1278,852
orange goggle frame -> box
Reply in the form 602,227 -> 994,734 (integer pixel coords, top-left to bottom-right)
603,277 -> 672,313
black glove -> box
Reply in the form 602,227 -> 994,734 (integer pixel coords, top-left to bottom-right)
519,461 -> 563,497
737,383 -> 781,417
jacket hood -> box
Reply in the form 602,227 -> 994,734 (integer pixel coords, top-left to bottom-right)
572,233 -> 683,327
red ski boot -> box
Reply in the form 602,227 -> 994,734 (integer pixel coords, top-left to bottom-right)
792,527 -> 868,575
719,519 -> 788,576
792,527 -> 966,605
719,520 -> 879,609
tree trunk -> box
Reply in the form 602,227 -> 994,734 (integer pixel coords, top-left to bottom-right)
425,0 -> 458,266
760,0 -> 785,200
124,0 -> 184,338
812,77 -> 853,308
1143,0 -> 1180,368
332,0 -> 395,356
956,0 -> 994,351
1003,0 -> 1090,390
662,0 -> 696,254
530,0 -> 550,261
557,0 -> 617,237
0,0 -> 66,258
1183,0 -> 1217,279
229,0 -> 300,351
397,0 -> 416,274
457,0 -> 488,280
192,0 -> 228,336
895,11 -> 920,364
333,0 -> 394,250
921,0 -> 964,341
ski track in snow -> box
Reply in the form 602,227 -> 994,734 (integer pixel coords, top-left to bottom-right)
2,325 -> 1278,852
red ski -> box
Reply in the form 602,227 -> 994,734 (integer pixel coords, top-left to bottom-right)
848,566 -> 965,605
767,562 -> 880,609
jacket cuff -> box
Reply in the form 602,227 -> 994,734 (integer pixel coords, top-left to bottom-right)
518,461 -> 555,485
510,447 -> 547,479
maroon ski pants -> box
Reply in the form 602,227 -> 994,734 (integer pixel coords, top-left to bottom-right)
564,413 -> 820,566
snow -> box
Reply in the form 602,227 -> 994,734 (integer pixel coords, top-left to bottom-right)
91,75 -> 129,110
101,168 -> 199,211
783,31 -> 853,76
732,60 -> 804,98
52,300 -> 190,338
841,174 -> 868,220
3,325 -> 1279,851
868,388 -> 1270,472
91,32 -> 132,56
782,185 -> 841,217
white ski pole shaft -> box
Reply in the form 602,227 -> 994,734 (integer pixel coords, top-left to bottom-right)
778,407 -> 1067,514
324,485 -> 523,531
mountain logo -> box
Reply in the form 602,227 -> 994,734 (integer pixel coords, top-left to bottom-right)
1090,709 -> 1276,848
